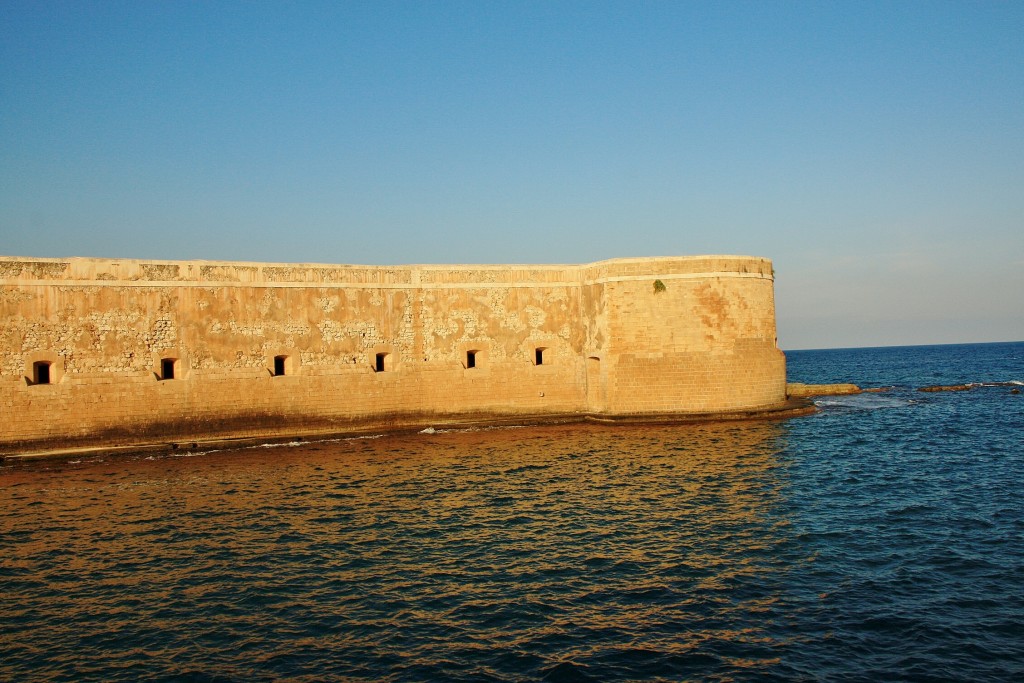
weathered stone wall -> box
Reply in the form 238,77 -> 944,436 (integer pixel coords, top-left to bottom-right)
0,255 -> 785,451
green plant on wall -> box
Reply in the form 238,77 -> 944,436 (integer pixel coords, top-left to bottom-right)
653,279 -> 666,294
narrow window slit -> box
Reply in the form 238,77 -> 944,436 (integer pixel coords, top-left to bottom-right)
33,361 -> 51,385
161,358 -> 176,380
274,355 -> 287,376
375,353 -> 387,372
466,350 -> 477,369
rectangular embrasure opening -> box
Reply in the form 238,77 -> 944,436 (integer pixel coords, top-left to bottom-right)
33,361 -> 51,385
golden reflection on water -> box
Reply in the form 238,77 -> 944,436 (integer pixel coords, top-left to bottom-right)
2,420 -> 798,679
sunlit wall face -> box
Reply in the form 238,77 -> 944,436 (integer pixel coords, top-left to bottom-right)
0,255 -> 785,451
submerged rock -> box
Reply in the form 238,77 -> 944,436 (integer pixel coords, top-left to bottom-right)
918,384 -> 974,392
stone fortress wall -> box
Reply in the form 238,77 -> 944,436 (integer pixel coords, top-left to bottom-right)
0,255 -> 786,452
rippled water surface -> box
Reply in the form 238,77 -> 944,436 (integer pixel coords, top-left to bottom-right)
3,342 -> 1023,681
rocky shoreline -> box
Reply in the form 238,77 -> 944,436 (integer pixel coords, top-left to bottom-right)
788,382 -> 1022,397
786,382 -> 861,398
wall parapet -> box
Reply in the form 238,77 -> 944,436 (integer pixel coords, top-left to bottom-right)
0,255 -> 773,287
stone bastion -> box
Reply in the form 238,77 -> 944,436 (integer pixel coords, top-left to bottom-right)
0,255 -> 788,454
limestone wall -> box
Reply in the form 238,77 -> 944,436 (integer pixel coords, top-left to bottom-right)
0,255 -> 785,451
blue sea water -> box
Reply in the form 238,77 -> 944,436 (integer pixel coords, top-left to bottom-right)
1,341 -> 1022,682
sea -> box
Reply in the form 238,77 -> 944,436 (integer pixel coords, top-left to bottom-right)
2,341 -> 1022,682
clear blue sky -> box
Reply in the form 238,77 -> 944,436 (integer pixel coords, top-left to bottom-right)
2,1 -> 1022,349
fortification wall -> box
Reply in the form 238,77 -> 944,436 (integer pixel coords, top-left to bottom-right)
591,257 -> 783,414
0,255 -> 785,452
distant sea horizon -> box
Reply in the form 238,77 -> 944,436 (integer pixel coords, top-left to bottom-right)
784,338 -> 1024,353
